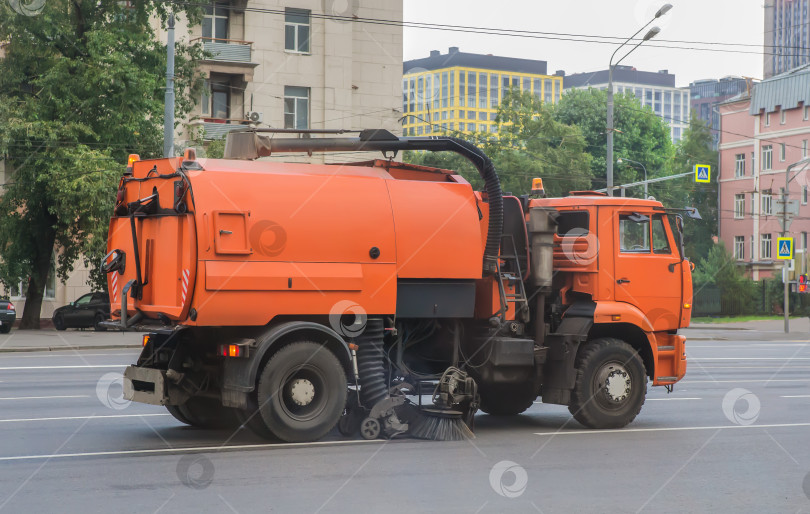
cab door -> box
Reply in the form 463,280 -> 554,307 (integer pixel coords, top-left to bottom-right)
613,212 -> 682,331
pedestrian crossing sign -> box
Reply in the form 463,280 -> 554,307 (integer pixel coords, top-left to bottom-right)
777,237 -> 794,260
695,164 -> 711,183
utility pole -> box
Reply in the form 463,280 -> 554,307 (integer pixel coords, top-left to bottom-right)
163,13 -> 175,158
781,156 -> 810,333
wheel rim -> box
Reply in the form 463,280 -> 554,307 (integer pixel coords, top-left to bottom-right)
593,361 -> 632,410
279,365 -> 328,422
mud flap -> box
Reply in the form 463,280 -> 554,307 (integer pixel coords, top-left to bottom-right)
541,317 -> 592,405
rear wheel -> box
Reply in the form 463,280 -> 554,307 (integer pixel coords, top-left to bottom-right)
53,314 -> 66,331
251,341 -> 347,443
93,313 -> 107,332
177,397 -> 242,429
568,338 -> 647,429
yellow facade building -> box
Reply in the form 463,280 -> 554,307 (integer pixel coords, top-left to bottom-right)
402,47 -> 563,135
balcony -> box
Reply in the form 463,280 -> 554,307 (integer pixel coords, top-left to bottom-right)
199,118 -> 250,140
195,37 -> 253,63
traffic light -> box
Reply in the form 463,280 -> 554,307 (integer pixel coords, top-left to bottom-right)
800,274 -> 808,293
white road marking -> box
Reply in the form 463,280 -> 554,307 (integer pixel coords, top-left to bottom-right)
0,395 -> 89,401
781,395 -> 810,398
535,422 -> 810,437
698,366 -> 810,369
0,352 -> 136,359
688,357 -> 810,361
0,413 -> 170,423
0,365 -> 126,370
688,344 -> 810,348
0,439 -> 383,462
681,378 -> 810,383
646,397 -> 701,401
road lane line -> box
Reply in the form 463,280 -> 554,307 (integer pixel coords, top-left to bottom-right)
0,365 -> 126,370
534,422 -> 810,437
681,378 -> 810,383
688,358 -> 810,361
0,395 -> 89,401
781,395 -> 810,398
0,439 -> 384,462
646,398 -> 701,401
0,413 -> 170,423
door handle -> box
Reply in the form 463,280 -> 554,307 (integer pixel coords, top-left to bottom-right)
616,278 -> 631,284
219,230 -> 233,235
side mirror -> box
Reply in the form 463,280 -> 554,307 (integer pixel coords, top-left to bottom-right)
684,207 -> 702,220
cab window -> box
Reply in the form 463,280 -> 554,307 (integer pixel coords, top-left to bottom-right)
652,215 -> 672,254
619,214 -> 650,253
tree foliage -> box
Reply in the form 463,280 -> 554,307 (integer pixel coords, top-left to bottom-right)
0,0 -> 203,327
553,88 -> 674,194
405,89 -> 592,198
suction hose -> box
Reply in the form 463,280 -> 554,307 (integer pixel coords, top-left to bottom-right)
356,318 -> 387,408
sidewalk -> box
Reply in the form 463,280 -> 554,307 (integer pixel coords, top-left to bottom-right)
684,317 -> 810,341
0,329 -> 143,352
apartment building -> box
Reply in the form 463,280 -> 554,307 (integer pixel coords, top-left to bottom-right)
718,65 -> 810,280
764,0 -> 810,79
563,65 -> 690,143
401,47 -> 563,136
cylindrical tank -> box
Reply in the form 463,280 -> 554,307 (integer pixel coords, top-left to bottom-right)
528,207 -> 558,290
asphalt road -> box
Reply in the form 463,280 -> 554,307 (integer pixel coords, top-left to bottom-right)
0,328 -> 808,513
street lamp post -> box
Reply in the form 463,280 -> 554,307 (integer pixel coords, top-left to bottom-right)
781,156 -> 810,333
617,157 -> 648,197
606,3 -> 672,196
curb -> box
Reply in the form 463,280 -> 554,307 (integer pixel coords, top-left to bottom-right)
0,344 -> 142,353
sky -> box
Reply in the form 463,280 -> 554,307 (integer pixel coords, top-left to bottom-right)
403,0 -> 765,87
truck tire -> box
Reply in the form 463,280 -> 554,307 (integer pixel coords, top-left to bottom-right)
177,397 -> 242,430
165,405 -> 193,425
253,341 -> 347,443
478,386 -> 537,416
568,337 -> 647,429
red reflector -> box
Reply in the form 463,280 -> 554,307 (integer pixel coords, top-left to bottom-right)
142,334 -> 151,347
220,344 -> 243,357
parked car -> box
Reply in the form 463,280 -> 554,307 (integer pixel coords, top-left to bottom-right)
52,292 -> 110,331
0,298 -> 15,334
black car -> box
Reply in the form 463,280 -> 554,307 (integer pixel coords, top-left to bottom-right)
52,292 -> 110,331
0,299 -> 15,334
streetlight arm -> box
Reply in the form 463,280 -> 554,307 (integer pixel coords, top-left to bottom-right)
609,22 -> 653,67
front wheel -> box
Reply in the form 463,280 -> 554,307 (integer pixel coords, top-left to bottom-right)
568,338 -> 647,429
252,341 -> 347,443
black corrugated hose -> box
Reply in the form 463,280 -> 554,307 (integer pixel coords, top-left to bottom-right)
356,318 -> 387,408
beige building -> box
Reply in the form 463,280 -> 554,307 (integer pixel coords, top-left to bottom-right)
2,1 -> 404,321
162,0 -> 404,161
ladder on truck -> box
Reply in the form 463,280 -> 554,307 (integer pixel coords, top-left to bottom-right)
495,234 -> 530,322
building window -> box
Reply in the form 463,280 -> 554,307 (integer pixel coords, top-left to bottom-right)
203,1 -> 229,40
750,236 -> 755,260
781,109 -> 786,124
734,194 -> 745,218
283,86 -> 309,129
762,190 -> 773,215
442,72 -> 449,108
761,233 -> 772,260
467,72 -> 476,108
735,153 -> 745,177
544,79 -> 552,103
765,112 -> 771,126
762,145 -> 773,170
780,143 -> 786,162
490,74 -> 499,107
803,140 -> 808,158
803,185 -> 808,205
734,236 -> 745,260
459,73 -> 465,106
804,105 -> 809,121
803,232 -> 808,251
285,8 -> 311,53
204,79 -> 230,119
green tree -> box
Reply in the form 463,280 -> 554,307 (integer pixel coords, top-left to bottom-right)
553,88 -> 674,195
405,89 -> 592,198
670,115 -> 718,261
693,242 -> 755,314
0,1 -> 203,327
